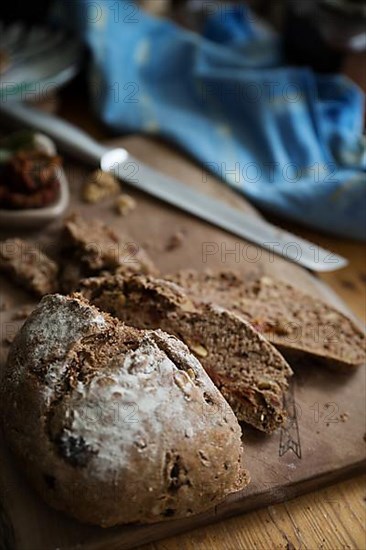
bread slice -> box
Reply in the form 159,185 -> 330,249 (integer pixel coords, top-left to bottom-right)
167,270 -> 365,370
60,214 -> 157,292
1,293 -> 248,527
0,238 -> 58,296
79,274 -> 293,433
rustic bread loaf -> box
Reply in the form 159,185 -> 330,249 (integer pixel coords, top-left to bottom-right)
79,275 -> 293,433
0,294 -> 248,527
167,270 -> 365,370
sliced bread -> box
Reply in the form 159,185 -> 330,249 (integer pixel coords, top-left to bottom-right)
60,214 -> 157,292
0,238 -> 59,296
167,270 -> 365,370
79,274 -> 293,433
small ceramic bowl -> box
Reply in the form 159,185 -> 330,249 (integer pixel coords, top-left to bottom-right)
0,133 -> 69,228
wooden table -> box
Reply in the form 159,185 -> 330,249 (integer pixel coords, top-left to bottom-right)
56,88 -> 366,550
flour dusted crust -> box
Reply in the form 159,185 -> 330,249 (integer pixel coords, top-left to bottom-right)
168,270 -> 366,370
0,294 -> 248,527
79,274 -> 293,433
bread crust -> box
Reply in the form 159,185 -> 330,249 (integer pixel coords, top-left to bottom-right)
79,274 -> 293,433
0,294 -> 248,527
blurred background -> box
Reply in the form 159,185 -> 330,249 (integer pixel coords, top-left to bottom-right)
2,0 -> 366,68
0,0 -> 365,239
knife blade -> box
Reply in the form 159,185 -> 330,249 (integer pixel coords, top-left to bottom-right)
0,102 -> 347,272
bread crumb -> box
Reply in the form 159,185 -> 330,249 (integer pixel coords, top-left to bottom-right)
82,170 -> 120,203
165,231 -> 185,251
339,412 -> 349,422
115,194 -> 137,216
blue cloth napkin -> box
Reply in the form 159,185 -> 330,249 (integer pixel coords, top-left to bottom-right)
65,1 -> 366,239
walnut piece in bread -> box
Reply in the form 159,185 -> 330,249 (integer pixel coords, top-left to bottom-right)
1,294 -> 248,527
167,270 -> 366,370
79,274 -> 293,433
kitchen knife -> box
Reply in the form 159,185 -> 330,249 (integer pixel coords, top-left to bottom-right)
0,102 -> 348,272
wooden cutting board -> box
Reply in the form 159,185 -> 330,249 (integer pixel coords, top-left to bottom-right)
0,136 -> 365,550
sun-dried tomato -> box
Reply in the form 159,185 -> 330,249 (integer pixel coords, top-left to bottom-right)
0,150 -> 62,209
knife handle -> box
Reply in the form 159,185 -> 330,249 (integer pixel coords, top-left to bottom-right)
0,101 -> 107,165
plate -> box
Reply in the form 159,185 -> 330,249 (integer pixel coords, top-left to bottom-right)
0,22 -> 81,102
0,133 -> 70,228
